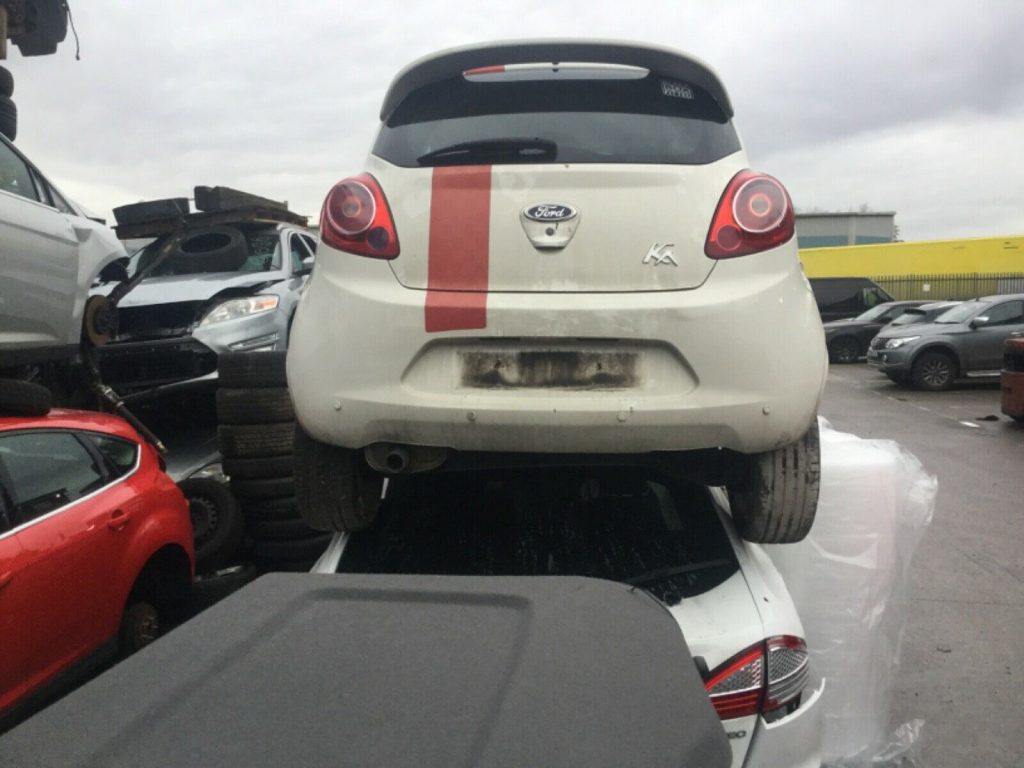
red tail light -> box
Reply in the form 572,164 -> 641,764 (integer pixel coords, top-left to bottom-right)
320,174 -> 400,259
703,635 -> 809,720
704,170 -> 794,259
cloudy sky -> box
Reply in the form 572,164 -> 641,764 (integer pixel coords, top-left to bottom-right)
8,0 -> 1024,242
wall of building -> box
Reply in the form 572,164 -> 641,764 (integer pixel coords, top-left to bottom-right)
795,212 -> 895,248
800,235 -> 1024,277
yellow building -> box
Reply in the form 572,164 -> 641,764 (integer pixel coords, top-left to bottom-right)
800,235 -> 1024,278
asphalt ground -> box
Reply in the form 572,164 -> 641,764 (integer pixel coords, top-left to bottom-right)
820,363 -> 1024,768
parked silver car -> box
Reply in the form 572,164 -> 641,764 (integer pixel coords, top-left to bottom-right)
93,200 -> 317,397
867,294 -> 1024,389
0,134 -> 125,369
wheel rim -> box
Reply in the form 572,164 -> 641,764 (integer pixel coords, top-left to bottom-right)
921,358 -> 951,387
833,338 -> 858,363
188,495 -> 219,547
126,603 -> 161,649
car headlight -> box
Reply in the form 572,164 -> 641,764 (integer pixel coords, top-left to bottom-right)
884,336 -> 920,349
200,296 -> 279,326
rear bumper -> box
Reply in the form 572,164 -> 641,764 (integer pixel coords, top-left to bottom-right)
288,249 -> 826,455
1002,370 -> 1024,417
741,678 -> 825,768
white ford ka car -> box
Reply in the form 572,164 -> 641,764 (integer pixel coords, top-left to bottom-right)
311,467 -> 824,768
287,40 -> 827,539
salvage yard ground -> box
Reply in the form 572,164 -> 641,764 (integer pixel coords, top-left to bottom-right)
820,364 -> 1023,768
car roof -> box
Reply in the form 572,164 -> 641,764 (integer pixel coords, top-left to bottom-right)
380,39 -> 733,121
0,409 -> 141,440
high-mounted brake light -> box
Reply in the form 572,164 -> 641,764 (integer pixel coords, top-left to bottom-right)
704,170 -> 794,259
320,174 -> 400,259
703,635 -> 809,720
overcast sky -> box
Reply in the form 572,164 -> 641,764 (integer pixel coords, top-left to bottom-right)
7,0 -> 1024,242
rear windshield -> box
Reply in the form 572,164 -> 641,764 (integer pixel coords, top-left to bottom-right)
374,71 -> 740,168
338,467 -> 738,605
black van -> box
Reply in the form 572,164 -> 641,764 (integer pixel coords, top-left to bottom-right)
809,277 -> 895,321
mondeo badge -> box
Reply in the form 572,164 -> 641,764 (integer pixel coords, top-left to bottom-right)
520,203 -> 581,250
524,203 -> 578,223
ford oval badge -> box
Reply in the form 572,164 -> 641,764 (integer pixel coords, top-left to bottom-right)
524,203 -> 578,223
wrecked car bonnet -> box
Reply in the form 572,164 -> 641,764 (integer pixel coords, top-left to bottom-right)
92,272 -> 283,307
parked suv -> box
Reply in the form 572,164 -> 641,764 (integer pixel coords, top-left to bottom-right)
0,134 -> 125,370
287,40 -> 827,543
823,300 -> 926,363
0,407 -> 193,728
867,294 -> 1024,390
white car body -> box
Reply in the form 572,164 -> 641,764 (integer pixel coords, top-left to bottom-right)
311,476 -> 824,768
0,135 -> 125,367
288,40 -> 825,463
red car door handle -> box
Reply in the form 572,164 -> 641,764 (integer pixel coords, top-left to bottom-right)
0,571 -> 12,590
107,509 -> 131,531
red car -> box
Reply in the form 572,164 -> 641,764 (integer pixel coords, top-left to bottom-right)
0,408 -> 194,725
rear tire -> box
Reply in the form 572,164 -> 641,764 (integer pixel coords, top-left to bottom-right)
727,419 -> 821,544
294,424 -> 382,532
911,350 -> 956,391
828,336 -> 860,364
119,600 -> 162,656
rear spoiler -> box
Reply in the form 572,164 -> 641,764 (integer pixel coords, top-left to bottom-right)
380,39 -> 734,121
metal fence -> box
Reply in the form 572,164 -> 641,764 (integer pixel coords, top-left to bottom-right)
872,273 -> 1024,301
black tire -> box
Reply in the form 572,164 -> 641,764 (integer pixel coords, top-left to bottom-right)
218,422 -> 294,458
728,419 -> 821,544
250,532 -> 333,561
222,454 -> 294,480
828,336 -> 860,364
216,387 -> 294,424
241,495 -> 300,521
173,226 -> 247,272
0,65 -> 13,99
178,477 -> 244,574
911,350 -> 957,391
0,96 -> 16,142
0,379 -> 52,416
231,475 -> 295,499
294,424 -> 383,532
218,351 -> 288,388
248,516 -> 317,541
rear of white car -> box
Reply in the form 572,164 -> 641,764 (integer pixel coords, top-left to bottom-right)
288,40 -> 825,540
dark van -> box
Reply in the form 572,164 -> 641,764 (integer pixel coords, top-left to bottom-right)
809,277 -> 894,321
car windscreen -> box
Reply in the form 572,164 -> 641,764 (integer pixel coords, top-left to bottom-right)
853,304 -> 893,323
935,300 -> 984,324
889,308 -> 926,326
374,70 -> 740,168
132,226 -> 281,277
338,467 -> 738,605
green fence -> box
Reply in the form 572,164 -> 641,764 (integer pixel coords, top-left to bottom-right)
872,273 -> 1024,301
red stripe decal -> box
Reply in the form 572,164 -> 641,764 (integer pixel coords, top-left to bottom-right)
425,165 -> 491,333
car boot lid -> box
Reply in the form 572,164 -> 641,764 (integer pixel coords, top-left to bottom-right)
0,573 -> 731,768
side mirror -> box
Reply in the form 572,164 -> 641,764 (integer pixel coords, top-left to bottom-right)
297,257 -> 315,276
970,315 -> 989,329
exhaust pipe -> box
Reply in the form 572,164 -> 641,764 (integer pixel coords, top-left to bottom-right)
384,446 -> 410,474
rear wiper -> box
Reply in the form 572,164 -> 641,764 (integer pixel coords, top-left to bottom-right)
625,559 -> 733,589
417,137 -> 558,166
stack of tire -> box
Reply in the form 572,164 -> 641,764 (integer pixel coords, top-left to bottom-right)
216,351 -> 332,572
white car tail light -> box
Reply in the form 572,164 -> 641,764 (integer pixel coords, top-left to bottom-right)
703,635 -> 809,720
321,173 -> 400,259
704,170 -> 795,259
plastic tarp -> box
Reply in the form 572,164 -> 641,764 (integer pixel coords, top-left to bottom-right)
765,418 -> 936,767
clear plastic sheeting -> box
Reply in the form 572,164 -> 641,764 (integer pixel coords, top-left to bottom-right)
765,419 -> 935,767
